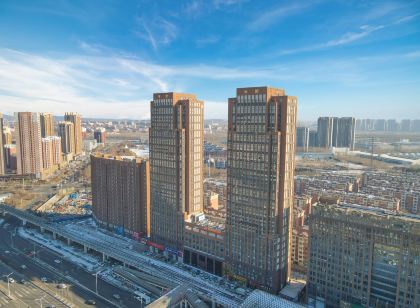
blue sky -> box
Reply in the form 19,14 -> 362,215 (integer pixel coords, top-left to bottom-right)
0,0 -> 419,120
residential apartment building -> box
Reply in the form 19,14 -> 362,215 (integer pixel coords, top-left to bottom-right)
40,112 -> 54,137
91,154 -> 150,238
94,128 -> 106,143
308,203 -> 420,308
58,121 -> 75,154
332,117 -> 356,149
41,136 -> 62,170
317,117 -> 334,148
14,112 -> 43,176
3,126 -> 12,145
296,127 -> 309,152
64,112 -> 82,155
225,86 -> 297,293
149,92 -> 204,254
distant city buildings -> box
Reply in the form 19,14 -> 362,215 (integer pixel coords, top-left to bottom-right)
40,112 -> 54,137
316,116 -> 355,149
91,154 -> 150,238
2,126 -> 12,145
356,118 -> 420,132
94,127 -> 106,144
225,86 -> 297,293
308,203 -> 420,308
58,121 -> 75,154
64,112 -> 83,155
317,117 -> 334,148
149,92 -> 204,253
41,136 -> 62,171
296,127 -> 309,152
14,112 -> 43,177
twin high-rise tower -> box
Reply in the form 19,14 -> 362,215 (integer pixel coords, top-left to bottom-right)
225,87 -> 297,293
149,92 -> 204,251
149,87 -> 297,293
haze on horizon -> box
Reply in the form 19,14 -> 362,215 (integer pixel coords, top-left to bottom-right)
0,0 -> 419,121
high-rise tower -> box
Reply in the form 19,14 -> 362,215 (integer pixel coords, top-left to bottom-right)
149,92 -> 204,253
14,112 -> 43,176
40,112 -> 54,137
64,112 -> 82,155
225,86 -> 297,293
58,121 -> 75,154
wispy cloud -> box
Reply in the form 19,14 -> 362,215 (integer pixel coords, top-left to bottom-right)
196,35 -> 220,47
135,17 -> 178,51
325,25 -> 385,47
277,12 -> 419,56
1,46 -> 418,119
247,2 -> 314,32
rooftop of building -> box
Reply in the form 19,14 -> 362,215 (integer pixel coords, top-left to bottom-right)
314,202 -> 420,226
241,289 -> 304,308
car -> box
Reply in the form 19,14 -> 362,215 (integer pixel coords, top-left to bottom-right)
57,283 -> 67,289
21,264 -> 27,269
113,294 -> 120,300
20,279 -> 27,284
4,250 -> 10,254
41,277 -> 48,282
85,299 -> 96,305
54,259 -> 61,264
8,278 -> 15,283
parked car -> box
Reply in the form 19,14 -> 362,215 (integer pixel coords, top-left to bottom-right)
41,277 -> 48,282
85,299 -> 96,305
57,283 -> 67,289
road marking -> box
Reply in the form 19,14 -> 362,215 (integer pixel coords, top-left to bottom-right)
15,291 -> 23,297
22,288 -> 31,295
0,298 -> 7,304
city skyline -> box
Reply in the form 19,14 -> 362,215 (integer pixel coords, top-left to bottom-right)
0,0 -> 419,120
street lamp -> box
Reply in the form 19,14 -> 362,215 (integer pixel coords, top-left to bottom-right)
3,272 -> 13,297
93,270 -> 101,294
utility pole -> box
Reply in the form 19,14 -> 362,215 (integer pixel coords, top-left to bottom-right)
35,295 -> 46,308
4,272 -> 13,296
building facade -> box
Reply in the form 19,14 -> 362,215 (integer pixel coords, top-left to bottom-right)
149,92 -> 204,253
58,121 -> 75,154
308,203 -> 420,308
296,127 -> 309,152
41,136 -> 62,170
14,112 -> 43,176
225,86 -> 297,293
94,128 -> 106,144
91,154 -> 150,238
332,117 -> 356,149
64,112 -> 82,155
317,117 -> 334,148
40,112 -> 55,137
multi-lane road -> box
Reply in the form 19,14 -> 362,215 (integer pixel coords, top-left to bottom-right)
0,218 -> 141,307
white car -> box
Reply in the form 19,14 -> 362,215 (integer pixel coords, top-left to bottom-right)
8,278 -> 15,283
57,283 -> 67,289
54,259 -> 61,264
113,294 -> 120,300
41,277 -> 48,282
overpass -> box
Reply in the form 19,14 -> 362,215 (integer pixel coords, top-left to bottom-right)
0,204 -> 242,307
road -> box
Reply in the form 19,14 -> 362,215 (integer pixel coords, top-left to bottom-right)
0,218 -> 140,307
0,204 -> 247,306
